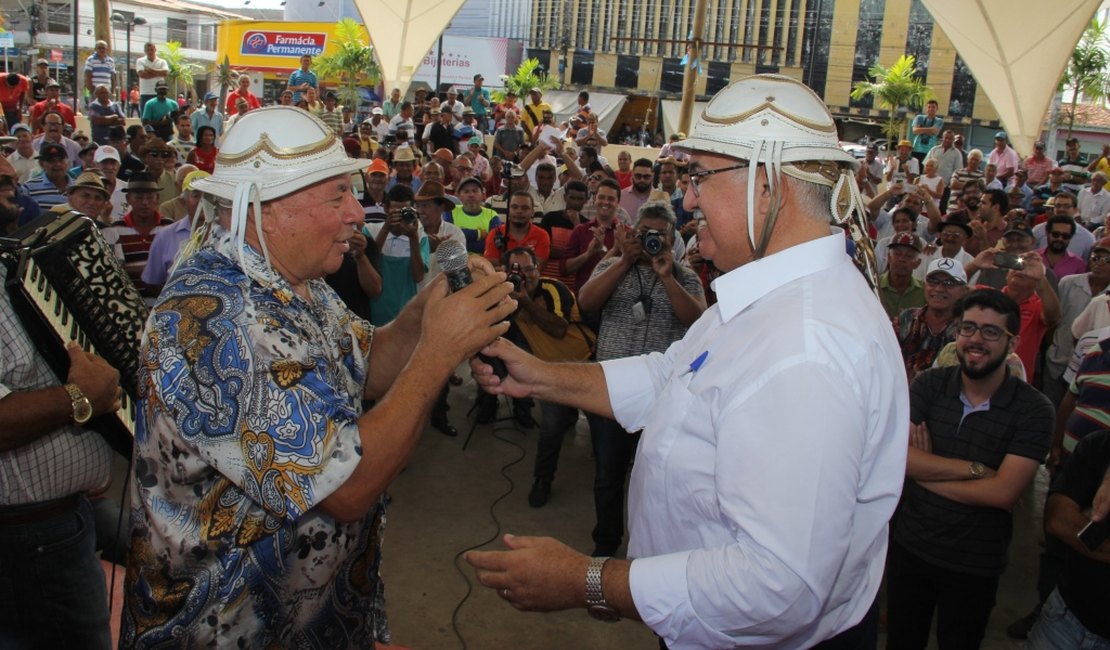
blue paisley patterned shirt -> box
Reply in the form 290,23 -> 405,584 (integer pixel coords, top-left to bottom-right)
122,226 -> 387,648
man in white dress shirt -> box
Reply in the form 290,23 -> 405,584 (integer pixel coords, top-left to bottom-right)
465,74 -> 909,649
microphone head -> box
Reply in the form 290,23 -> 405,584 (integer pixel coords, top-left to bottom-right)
436,239 -> 469,274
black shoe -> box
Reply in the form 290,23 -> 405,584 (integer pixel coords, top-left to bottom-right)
431,417 -> 458,437
513,409 -> 537,429
528,479 -> 551,508
1005,608 -> 1040,640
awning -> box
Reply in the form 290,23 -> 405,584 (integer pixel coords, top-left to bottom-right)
922,0 -> 1100,156
352,0 -> 467,97
659,99 -> 709,140
541,89 -> 628,135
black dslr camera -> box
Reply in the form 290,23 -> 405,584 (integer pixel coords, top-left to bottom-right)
639,229 -> 666,256
506,262 -> 525,291
400,206 -> 419,225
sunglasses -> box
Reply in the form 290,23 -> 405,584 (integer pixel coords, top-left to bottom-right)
925,275 -> 963,288
1049,231 -> 1073,240
1090,254 -> 1110,264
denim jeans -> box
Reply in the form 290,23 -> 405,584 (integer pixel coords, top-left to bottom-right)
0,495 -> 112,649
532,401 -> 580,483
1027,588 -> 1110,650
586,412 -> 641,555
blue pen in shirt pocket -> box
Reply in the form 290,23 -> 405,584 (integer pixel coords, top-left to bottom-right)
681,350 -> 709,378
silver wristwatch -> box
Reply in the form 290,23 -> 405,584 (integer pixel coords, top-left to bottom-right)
586,556 -> 621,622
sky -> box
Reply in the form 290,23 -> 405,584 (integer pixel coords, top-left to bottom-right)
195,0 -> 289,11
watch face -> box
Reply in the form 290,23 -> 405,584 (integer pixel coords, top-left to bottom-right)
74,398 -> 93,424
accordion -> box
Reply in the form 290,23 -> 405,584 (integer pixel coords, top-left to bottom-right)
0,211 -> 149,458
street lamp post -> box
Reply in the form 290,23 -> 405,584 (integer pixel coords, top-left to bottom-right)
111,12 -> 147,95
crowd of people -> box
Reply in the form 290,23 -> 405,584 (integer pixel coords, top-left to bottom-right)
0,41 -> 1108,650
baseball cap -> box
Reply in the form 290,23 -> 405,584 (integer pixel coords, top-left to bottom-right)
888,232 -> 923,252
925,257 -> 967,285
456,176 -> 484,191
994,131 -> 1007,140
366,159 -> 389,176
529,87 -> 542,94
897,139 -> 912,149
371,107 -> 384,115
468,135 -> 483,147
36,142 -> 67,159
36,58 -> 49,66
45,78 -> 59,88
9,123 -> 30,135
203,91 -> 218,101
1003,218 -> 1033,238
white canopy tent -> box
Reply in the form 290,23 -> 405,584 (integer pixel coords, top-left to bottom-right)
922,0 -> 1101,157
352,0 -> 468,98
660,99 -> 709,140
541,90 -> 628,135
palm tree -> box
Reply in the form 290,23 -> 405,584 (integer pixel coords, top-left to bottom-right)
491,58 -> 559,104
1061,17 -> 1110,138
214,55 -> 239,111
159,41 -> 202,102
850,54 -> 933,143
312,18 -> 380,111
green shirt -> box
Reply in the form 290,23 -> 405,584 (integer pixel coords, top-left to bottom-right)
879,273 -> 925,320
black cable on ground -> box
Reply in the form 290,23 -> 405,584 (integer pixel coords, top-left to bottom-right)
448,418 -> 529,650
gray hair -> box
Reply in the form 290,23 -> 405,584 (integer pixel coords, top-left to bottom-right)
784,175 -> 833,224
635,200 -> 677,228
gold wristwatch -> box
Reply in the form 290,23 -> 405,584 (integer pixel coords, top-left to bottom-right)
63,383 -> 93,425
969,461 -> 987,479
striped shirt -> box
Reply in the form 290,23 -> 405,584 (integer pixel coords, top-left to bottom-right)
318,108 -> 343,134
83,53 -> 115,91
103,214 -> 174,299
1064,338 -> 1110,454
897,366 -> 1053,576
949,168 -> 983,202
23,174 -> 67,210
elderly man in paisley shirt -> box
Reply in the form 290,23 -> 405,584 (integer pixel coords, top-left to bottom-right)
121,107 -> 515,648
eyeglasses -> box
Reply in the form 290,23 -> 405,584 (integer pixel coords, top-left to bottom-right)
689,162 -> 749,197
1090,253 -> 1110,264
588,174 -> 606,182
925,275 -> 964,288
1049,231 -> 1073,240
956,321 -> 1014,342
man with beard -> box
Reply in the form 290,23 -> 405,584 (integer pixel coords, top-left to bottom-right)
1034,191 -> 1095,260
958,182 -> 1002,256
619,158 -> 654,220
887,288 -> 1053,650
1038,215 -> 1087,279
0,155 -> 124,649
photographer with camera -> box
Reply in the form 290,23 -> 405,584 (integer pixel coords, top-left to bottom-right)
493,247 -> 596,506
575,200 -> 705,556
483,191 -> 550,270
365,185 -> 429,326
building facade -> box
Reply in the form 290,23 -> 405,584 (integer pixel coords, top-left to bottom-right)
527,0 -> 1005,138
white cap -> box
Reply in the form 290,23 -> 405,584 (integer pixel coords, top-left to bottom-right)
371,107 -> 384,115
925,257 -> 968,285
93,145 -> 120,163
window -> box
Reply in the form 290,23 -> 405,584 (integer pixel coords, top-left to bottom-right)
615,54 -> 639,88
45,2 -> 71,35
167,18 -> 189,47
571,49 -> 595,86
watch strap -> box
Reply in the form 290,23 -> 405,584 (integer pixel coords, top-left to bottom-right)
585,556 -> 608,607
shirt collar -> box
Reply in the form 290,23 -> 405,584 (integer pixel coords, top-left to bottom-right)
944,363 -> 1020,406
714,234 -> 848,322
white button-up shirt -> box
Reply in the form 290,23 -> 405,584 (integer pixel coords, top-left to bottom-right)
603,235 -> 909,649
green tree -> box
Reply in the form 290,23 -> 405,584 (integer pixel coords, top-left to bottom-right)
159,41 -> 203,102
850,54 -> 933,143
1061,17 -> 1110,138
214,55 -> 239,112
491,58 -> 559,104
312,18 -> 380,110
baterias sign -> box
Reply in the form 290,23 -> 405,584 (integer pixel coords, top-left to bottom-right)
240,30 -> 327,58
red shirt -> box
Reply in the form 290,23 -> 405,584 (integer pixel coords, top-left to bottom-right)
564,218 -> 619,292
29,99 -> 76,132
0,74 -> 29,111
188,146 -> 218,174
483,223 -> 551,265
225,89 -> 261,115
1002,288 -> 1047,381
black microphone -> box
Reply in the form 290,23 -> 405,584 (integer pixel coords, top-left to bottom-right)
435,240 -> 508,379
